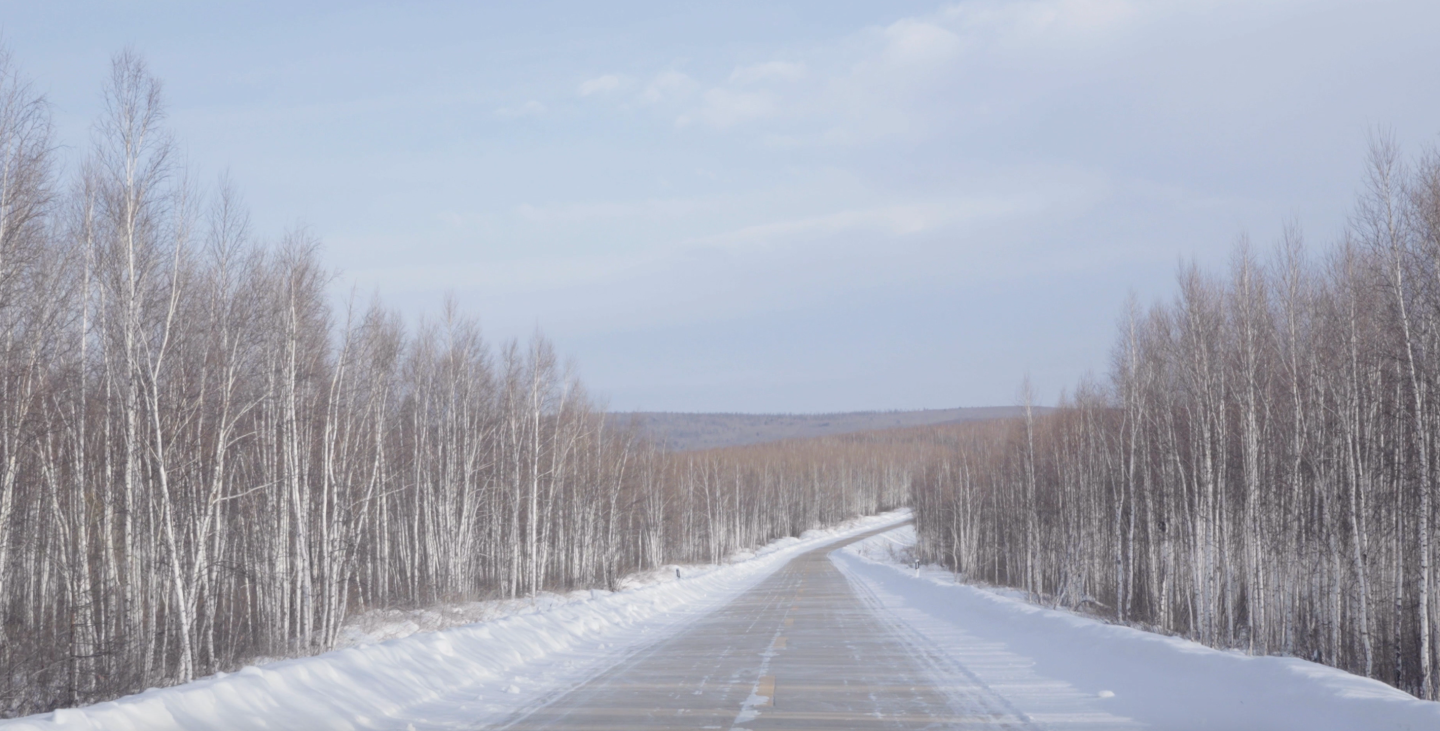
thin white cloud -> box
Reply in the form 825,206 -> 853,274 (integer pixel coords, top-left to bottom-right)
578,74 -> 627,96
641,70 -> 699,104
680,196 -> 1038,254
681,88 -> 779,129
938,0 -> 1142,47
729,61 -> 807,85
877,19 -> 963,68
515,196 -> 714,225
658,0 -> 1179,141
346,193 -> 1041,300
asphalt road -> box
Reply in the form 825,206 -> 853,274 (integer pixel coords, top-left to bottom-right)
493,524 -> 1034,730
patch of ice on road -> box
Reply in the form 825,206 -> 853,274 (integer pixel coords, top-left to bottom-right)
0,509 -> 909,731
835,524 -> 1440,731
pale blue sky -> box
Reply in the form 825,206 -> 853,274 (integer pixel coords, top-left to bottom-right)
7,1 -> 1440,411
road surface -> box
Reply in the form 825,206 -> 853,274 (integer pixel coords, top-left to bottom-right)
494,524 -> 1032,730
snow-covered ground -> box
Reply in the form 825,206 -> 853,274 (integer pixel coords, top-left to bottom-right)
14,514 -> 1431,731
0,510 -> 910,731
835,524 -> 1440,731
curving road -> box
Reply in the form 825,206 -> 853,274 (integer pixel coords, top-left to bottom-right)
493,525 -> 1033,730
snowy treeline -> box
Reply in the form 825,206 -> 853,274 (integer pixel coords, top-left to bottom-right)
661,436 -> 914,567
912,139 -> 1440,699
0,52 -> 907,716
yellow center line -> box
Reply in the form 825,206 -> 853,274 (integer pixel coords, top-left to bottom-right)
756,675 -> 775,706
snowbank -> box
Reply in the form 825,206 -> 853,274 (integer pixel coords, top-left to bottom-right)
835,525 -> 1440,731
2,509 -> 910,731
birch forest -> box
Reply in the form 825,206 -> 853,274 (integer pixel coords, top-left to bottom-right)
8,30 -> 1438,721
0,51 -> 908,716
911,138 -> 1440,699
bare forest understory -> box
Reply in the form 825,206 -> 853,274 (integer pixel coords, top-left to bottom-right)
622,406 -> 1035,452
3,46 -> 1439,719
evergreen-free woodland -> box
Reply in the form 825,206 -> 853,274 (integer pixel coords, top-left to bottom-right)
3,45 -> 1439,717
0,51 -> 906,715
912,137 -> 1440,700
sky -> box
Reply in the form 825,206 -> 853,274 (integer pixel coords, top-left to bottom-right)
5,0 -> 1439,412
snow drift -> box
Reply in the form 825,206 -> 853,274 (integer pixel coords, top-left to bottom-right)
0,510 -> 910,731
835,525 -> 1440,731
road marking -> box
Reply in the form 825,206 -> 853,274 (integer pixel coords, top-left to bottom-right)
756,675 -> 775,706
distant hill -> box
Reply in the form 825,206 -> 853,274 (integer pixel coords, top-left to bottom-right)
612,406 -> 1039,452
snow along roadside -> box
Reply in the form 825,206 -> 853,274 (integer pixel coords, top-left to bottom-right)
4,509 -> 911,731
833,524 -> 1440,731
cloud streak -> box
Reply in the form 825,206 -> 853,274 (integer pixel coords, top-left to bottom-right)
578,74 -> 627,96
